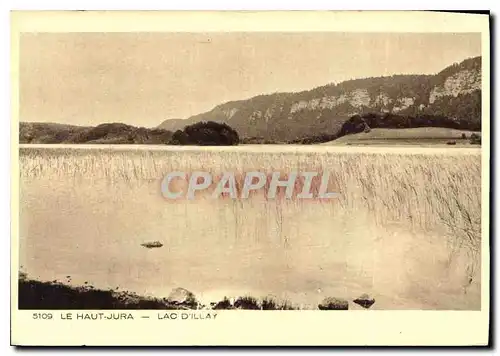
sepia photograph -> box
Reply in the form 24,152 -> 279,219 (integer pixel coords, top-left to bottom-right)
10,10 -> 490,346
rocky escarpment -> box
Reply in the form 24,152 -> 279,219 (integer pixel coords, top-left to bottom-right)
158,56 -> 481,142
429,67 -> 481,104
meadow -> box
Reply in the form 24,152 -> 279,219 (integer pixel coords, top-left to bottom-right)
18,144 -> 482,310
324,127 -> 482,146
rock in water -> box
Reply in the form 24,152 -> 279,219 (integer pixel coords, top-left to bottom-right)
166,288 -> 197,308
140,241 -> 163,249
353,294 -> 375,309
318,297 -> 349,310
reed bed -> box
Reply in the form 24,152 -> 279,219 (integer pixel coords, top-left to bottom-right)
19,146 -> 482,289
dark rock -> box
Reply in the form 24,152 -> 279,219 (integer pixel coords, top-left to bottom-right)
166,288 -> 197,308
318,297 -> 349,310
234,296 -> 260,310
353,293 -> 375,309
141,241 -> 163,249
213,297 -> 234,310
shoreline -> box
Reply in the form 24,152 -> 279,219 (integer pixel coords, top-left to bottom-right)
19,143 -> 482,155
18,276 -> 377,311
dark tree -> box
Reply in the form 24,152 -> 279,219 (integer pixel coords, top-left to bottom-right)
171,121 -> 239,146
470,133 -> 481,145
171,130 -> 189,145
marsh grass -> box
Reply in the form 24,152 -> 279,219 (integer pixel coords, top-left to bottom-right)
19,146 -> 482,300
20,147 -> 480,230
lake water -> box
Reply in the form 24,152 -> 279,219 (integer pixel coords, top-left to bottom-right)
18,145 -> 482,309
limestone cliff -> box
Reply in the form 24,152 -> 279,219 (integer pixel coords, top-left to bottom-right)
158,56 -> 481,142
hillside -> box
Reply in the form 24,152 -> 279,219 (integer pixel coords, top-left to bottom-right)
323,127 -> 481,146
158,56 -> 482,142
154,118 -> 184,132
20,122 -> 173,144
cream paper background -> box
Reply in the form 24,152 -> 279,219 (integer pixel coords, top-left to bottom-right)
10,11 -> 490,346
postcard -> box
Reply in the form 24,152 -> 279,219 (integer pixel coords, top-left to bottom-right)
11,10 -> 490,346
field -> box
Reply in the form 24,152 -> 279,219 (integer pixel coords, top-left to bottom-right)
18,144 -> 482,310
324,127 -> 481,146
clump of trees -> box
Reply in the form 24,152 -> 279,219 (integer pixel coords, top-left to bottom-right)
284,112 -> 483,145
19,122 -> 173,144
288,133 -> 337,144
425,90 -> 481,128
470,133 -> 481,145
171,121 -> 240,146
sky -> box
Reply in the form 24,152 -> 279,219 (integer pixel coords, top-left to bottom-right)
19,32 -> 481,128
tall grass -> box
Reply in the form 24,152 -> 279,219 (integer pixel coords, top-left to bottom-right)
19,146 -> 482,294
